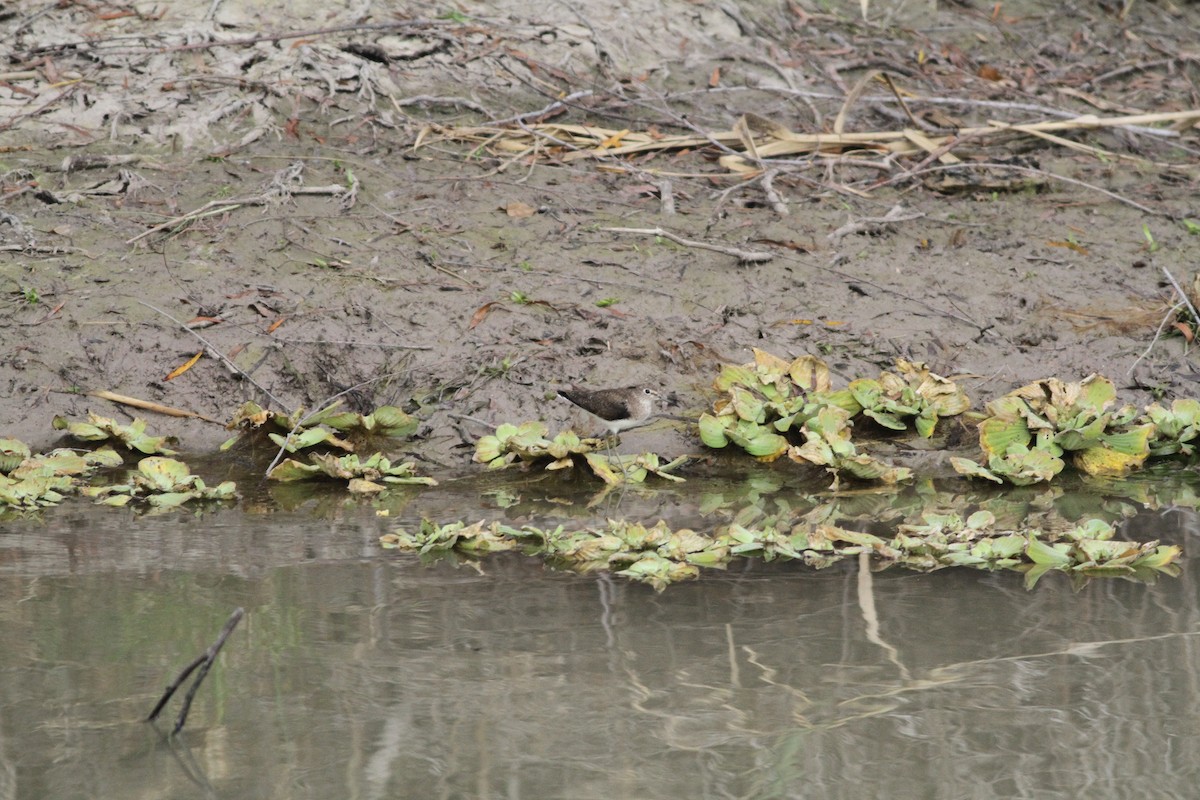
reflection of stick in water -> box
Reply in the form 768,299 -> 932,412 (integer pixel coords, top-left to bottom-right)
857,552 -> 911,682
147,607 -> 245,734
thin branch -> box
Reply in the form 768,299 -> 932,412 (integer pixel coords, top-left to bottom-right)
491,90 -> 595,126
599,226 -> 774,263
885,162 -> 1161,216
22,20 -> 456,58
147,607 -> 244,735
828,202 -> 924,242
126,199 -> 258,244
1128,300 -> 1186,376
760,169 -> 789,216
1162,266 -> 1200,326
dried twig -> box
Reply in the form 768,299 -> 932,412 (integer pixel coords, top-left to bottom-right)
23,21 -> 456,58
894,162 -> 1161,215
828,203 -> 924,241
760,169 -> 789,216
600,226 -> 773,263
126,199 -> 259,244
657,179 -> 676,216
491,90 -> 595,126
435,109 -> 1200,175
1128,300 -> 1187,376
1132,266 -> 1200,371
84,389 -> 224,424
393,94 -> 490,116
1162,266 -> 1200,327
147,608 -> 244,735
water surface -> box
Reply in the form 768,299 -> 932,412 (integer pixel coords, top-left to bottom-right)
1,486 -> 1198,799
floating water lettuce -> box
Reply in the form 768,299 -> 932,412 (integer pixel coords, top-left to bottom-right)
81,456 -> 237,508
53,414 -> 177,454
268,451 -> 436,490
221,400 -> 418,451
0,438 -> 31,472
474,421 -> 687,485
953,375 -> 1174,484
700,349 -> 965,484
1144,398 -> 1200,456
0,441 -> 123,511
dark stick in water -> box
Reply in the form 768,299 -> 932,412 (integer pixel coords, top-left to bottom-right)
147,607 -> 245,734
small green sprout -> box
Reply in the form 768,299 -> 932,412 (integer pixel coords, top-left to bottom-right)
1143,223 -> 1159,253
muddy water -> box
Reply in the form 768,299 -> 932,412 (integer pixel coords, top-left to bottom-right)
2,486 -> 1199,799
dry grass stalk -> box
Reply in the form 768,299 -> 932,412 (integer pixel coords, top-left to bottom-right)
423,109 -> 1200,176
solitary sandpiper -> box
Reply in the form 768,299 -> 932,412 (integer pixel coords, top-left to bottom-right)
557,385 -> 661,436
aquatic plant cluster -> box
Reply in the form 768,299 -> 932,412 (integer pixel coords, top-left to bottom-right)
699,349 -> 1200,487
0,421 -> 233,511
951,376 -> 1200,485
699,350 -> 969,484
474,421 -> 688,484
3,352 -> 1199,588
0,403 -> 429,513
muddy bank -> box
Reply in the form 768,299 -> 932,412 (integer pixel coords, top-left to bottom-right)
2,1 -> 1199,468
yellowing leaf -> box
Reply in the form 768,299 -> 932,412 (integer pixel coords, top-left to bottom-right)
165,351 -> 204,381
504,201 -> 536,218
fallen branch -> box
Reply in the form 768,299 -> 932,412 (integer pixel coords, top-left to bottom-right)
599,226 -> 774,263
828,203 -> 925,242
147,607 -> 244,735
898,162 -> 1161,216
83,389 -> 224,424
126,199 -> 258,244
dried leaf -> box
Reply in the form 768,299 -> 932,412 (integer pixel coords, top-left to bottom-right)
977,64 -> 1004,81
504,201 -> 536,218
164,351 -> 203,381
599,129 -> 629,148
1046,240 -> 1089,255
469,301 -> 498,329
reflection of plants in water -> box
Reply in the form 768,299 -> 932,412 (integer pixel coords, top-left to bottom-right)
734,559 -> 1200,799
381,482 -> 1182,590
267,451 -> 435,491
